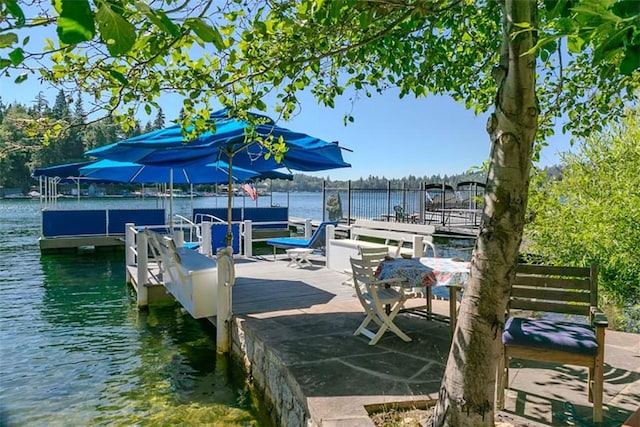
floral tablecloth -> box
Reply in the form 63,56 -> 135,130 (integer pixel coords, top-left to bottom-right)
418,257 -> 470,288
375,258 -> 438,288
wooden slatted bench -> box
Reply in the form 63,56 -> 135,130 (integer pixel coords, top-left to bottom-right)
497,263 -> 608,423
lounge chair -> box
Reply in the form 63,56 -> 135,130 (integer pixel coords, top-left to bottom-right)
266,221 -> 338,258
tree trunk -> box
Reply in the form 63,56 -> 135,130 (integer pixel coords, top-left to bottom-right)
433,1 -> 538,426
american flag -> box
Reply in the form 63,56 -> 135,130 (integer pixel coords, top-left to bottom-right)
242,183 -> 258,201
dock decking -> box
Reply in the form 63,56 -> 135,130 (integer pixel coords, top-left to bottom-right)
231,256 -> 356,315
129,253 -> 452,320
127,254 -> 640,427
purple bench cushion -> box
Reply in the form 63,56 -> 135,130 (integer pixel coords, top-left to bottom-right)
503,317 -> 598,356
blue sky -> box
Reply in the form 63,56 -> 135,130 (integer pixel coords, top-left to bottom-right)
1,2 -> 581,182
2,77 -> 574,181
0,5 -> 577,182
0,12 -> 573,181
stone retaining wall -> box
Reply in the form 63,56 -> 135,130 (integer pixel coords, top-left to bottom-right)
230,317 -> 311,427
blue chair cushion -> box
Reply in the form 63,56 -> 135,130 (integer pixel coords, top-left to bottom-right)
266,237 -> 312,248
503,317 -> 598,356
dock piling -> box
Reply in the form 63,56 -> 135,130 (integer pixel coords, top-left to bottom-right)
216,246 -> 235,354
201,221 -> 212,256
125,223 -> 135,284
136,230 -> 149,308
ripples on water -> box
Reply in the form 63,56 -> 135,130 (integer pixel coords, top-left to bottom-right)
1,196 -> 475,426
0,201 -> 265,426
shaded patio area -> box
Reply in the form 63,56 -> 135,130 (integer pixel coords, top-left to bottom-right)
229,255 -> 640,426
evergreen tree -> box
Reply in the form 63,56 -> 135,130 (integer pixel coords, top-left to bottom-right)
31,92 -> 49,117
83,116 -> 120,151
0,104 -> 37,189
73,95 -> 86,125
66,95 -> 87,160
51,89 -> 70,120
153,107 -> 165,130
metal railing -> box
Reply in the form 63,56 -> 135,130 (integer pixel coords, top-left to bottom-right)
322,181 -> 485,227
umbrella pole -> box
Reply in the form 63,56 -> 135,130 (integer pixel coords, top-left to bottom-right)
169,169 -> 174,232
226,151 -> 233,248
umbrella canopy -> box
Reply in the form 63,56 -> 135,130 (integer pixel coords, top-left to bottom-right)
253,169 -> 294,181
32,161 -> 116,184
32,161 -> 95,179
85,108 -> 351,172
85,108 -> 351,245
78,159 -> 260,185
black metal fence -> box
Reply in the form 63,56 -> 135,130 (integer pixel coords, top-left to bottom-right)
322,180 -> 485,227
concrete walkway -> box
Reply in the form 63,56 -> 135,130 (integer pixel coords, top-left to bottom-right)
233,258 -> 640,426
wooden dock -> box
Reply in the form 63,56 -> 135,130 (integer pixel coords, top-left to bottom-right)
231,256 -> 356,315
128,254 -> 356,315
128,253 -> 453,321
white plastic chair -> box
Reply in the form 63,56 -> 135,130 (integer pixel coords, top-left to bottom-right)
350,256 -> 411,345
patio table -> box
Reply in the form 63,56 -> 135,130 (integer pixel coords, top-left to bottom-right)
373,257 -> 470,333
375,257 -> 438,289
374,257 -> 437,315
419,257 -> 471,334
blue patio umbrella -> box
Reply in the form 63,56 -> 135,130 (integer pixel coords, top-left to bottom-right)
86,109 -> 351,173
32,161 -> 95,180
32,161 -> 120,203
78,159 -> 260,185
85,108 -> 351,245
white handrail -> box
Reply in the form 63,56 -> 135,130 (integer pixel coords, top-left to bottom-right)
173,214 -> 202,246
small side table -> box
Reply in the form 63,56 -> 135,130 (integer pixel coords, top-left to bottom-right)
286,248 -> 314,268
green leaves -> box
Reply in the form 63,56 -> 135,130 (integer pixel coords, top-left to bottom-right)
538,0 -> 640,84
185,18 -> 225,50
96,3 -> 136,55
620,44 -> 640,75
135,2 -> 180,37
14,73 -> 27,83
0,33 -> 18,49
54,0 -> 95,45
526,106 -> 640,306
3,0 -> 25,26
8,47 -> 23,65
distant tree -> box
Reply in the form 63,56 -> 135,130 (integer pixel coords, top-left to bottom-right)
73,96 -> 86,125
51,89 -> 69,120
0,104 -> 37,188
68,95 -> 87,160
30,92 -> 49,117
152,107 -> 165,130
83,116 -> 120,151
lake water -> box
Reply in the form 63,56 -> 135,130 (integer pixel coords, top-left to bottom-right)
0,194 -> 474,426
0,196 -> 297,427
